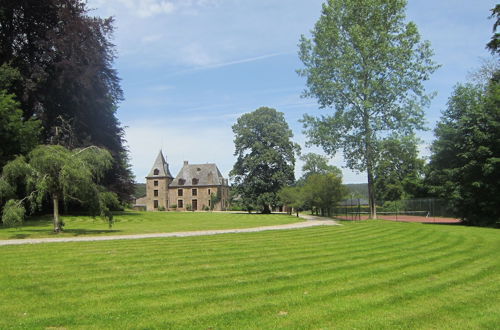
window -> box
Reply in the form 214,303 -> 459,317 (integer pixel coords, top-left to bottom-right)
154,180 -> 158,186
208,200 -> 211,207
192,188 -> 197,196
192,178 -> 199,185
153,200 -> 158,208
153,168 -> 159,175
178,189 -> 183,197
208,188 -> 211,195
178,179 -> 185,185
178,200 -> 183,208
154,190 -> 158,197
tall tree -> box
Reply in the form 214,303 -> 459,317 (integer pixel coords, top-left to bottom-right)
298,0 -> 438,218
230,107 -> 300,213
0,0 -> 134,201
1,145 -> 118,231
427,78 -> 500,226
486,4 -> 500,55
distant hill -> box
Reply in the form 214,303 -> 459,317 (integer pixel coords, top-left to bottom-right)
346,183 -> 368,198
134,183 -> 146,199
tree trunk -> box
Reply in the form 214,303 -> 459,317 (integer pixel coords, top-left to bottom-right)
363,110 -> 377,220
367,168 -> 377,219
53,194 -> 61,232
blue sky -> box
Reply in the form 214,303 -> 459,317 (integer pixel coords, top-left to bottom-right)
88,0 -> 497,183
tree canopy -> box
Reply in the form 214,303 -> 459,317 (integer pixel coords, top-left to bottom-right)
298,0 -> 438,218
230,107 -> 300,213
0,91 -> 41,169
374,134 -> 426,201
299,153 -> 342,182
487,4 -> 500,55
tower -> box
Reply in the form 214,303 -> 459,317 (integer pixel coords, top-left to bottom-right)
145,150 -> 173,211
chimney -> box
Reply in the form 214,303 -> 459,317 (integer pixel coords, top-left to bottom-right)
183,160 -> 188,166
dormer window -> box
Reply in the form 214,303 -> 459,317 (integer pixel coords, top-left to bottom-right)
178,178 -> 185,185
192,178 -> 199,185
153,168 -> 159,175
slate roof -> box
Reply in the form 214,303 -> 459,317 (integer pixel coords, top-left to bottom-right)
170,162 -> 227,187
146,150 -> 174,179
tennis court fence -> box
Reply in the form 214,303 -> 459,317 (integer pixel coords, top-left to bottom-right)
332,198 -> 456,221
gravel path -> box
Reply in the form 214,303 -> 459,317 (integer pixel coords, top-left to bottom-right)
0,215 -> 338,246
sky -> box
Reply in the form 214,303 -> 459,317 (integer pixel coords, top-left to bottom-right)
87,0 -> 497,184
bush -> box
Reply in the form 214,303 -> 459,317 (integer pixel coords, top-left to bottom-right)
170,204 -> 177,211
2,199 -> 25,227
186,204 -> 192,211
203,205 -> 209,211
157,206 -> 166,211
381,200 -> 405,212
228,205 -> 245,211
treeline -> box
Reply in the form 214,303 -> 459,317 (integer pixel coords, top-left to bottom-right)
0,1 -> 134,204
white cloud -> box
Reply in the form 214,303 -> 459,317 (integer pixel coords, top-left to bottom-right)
142,34 -> 164,43
90,0 -> 222,18
114,0 -> 176,17
149,84 -> 174,91
180,43 -> 217,67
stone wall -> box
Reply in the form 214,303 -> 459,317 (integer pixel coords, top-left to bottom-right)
168,185 -> 230,211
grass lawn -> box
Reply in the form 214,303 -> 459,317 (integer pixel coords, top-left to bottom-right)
0,220 -> 499,329
0,211 -> 302,240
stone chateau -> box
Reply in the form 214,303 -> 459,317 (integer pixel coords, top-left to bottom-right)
139,151 -> 230,211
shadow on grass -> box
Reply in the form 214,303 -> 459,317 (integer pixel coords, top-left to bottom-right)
62,229 -> 121,236
19,220 -> 54,227
9,233 -> 31,239
422,222 -> 464,226
8,228 -> 122,239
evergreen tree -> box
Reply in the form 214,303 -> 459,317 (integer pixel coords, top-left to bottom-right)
428,78 -> 500,226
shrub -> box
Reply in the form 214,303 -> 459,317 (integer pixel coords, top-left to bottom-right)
2,199 -> 25,227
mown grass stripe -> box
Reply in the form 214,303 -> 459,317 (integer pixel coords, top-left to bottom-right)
1,225 -> 443,293
1,234 -> 484,318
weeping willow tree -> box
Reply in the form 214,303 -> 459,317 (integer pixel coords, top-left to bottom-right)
0,145 -> 119,231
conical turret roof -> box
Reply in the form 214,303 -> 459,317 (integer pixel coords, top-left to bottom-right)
146,150 -> 173,179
